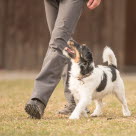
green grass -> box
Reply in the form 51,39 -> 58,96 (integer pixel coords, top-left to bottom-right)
0,78 -> 136,136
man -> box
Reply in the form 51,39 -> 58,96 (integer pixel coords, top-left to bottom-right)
25,0 -> 102,119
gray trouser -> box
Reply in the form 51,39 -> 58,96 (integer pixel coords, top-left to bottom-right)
31,0 -> 84,107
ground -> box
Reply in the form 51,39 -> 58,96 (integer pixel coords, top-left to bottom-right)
0,71 -> 136,136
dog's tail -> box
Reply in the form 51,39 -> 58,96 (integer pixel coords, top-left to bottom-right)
103,46 -> 117,67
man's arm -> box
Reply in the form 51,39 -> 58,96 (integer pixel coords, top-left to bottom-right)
87,0 -> 102,10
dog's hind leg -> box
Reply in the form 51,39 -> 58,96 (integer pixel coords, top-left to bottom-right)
113,80 -> 131,116
114,92 -> 131,116
91,99 -> 103,117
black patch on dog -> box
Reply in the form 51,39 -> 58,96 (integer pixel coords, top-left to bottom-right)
103,61 -> 117,69
79,46 -> 94,76
103,61 -> 117,82
96,72 -> 107,92
108,66 -> 117,82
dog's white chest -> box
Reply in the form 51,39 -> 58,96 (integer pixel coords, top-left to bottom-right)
69,76 -> 88,101
69,77 -> 81,97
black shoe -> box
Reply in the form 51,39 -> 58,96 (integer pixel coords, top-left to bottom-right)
25,99 -> 45,119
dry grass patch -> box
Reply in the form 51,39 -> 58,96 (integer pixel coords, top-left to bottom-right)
0,77 -> 136,136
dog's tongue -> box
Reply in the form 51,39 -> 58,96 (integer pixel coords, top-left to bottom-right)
65,47 -> 74,54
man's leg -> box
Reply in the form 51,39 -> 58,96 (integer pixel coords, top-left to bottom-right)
25,0 -> 84,119
58,60 -> 76,115
44,0 -> 58,34
49,0 -> 84,114
45,0 -> 76,115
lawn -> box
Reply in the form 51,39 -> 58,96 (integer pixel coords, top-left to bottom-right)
0,76 -> 136,136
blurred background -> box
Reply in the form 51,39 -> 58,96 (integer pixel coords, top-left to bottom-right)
0,0 -> 135,72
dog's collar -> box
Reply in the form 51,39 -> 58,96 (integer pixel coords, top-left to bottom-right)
71,71 -> 92,84
77,72 -> 91,80
77,72 -> 92,84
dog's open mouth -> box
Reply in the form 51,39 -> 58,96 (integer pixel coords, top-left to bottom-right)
64,47 -> 75,55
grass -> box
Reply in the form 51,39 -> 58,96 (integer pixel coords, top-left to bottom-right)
0,77 -> 136,136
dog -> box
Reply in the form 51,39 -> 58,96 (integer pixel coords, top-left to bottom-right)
63,40 -> 131,119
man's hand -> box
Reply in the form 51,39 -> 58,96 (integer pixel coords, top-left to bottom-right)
87,0 -> 102,10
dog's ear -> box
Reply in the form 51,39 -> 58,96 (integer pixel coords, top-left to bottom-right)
80,62 -> 90,75
80,60 -> 94,76
85,51 -> 93,61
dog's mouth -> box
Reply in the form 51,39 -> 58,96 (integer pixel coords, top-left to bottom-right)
64,47 -> 75,55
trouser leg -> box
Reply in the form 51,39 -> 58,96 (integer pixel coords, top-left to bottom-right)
31,0 -> 84,106
44,0 -> 75,106
61,61 -> 75,105
44,0 -> 58,34
45,0 -> 79,106
31,48 -> 67,106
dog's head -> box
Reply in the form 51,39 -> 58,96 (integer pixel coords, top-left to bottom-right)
64,40 -> 94,76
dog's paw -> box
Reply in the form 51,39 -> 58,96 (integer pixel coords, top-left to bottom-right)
90,113 -> 98,117
90,112 -> 102,117
69,115 -> 79,120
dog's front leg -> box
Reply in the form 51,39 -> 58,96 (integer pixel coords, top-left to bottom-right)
69,98 -> 90,119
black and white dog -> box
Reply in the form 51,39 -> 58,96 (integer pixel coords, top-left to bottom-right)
63,40 -> 131,119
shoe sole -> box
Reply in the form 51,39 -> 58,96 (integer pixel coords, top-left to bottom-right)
25,104 -> 41,119
58,110 -> 90,115
57,111 -> 71,115
58,111 -> 90,115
